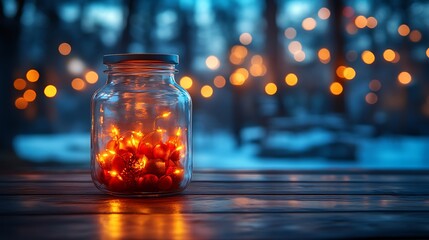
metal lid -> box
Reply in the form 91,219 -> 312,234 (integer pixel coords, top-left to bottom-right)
103,53 -> 179,64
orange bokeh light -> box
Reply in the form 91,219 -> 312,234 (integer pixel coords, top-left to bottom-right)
318,7 -> 331,20
200,85 -> 213,98
318,48 -> 330,63
354,15 -> 367,29
26,69 -> 40,82
14,78 -> 27,90
213,76 -> 226,88
179,76 -> 193,89
85,71 -> 98,84
302,18 -> 317,31
398,71 -> 412,85
409,30 -> 422,42
361,50 -> 375,64
366,17 -> 377,28
205,55 -> 220,70
15,97 -> 28,110
265,83 -> 277,95
239,33 -> 252,45
71,78 -> 86,91
23,89 -> 36,102
285,73 -> 298,86
330,82 -> 343,95
398,24 -> 410,36
383,49 -> 396,62
58,42 -> 72,56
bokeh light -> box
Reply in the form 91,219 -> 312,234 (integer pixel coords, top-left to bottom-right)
15,97 -> 28,110
336,66 -> 346,78
201,85 -> 213,98
302,17 -> 317,31
343,67 -> 356,80
369,79 -> 381,91
205,55 -> 220,70
426,48 -> 429,58
239,33 -> 252,45
58,42 -> 72,56
179,76 -> 193,89
26,69 -> 40,82
293,51 -> 306,62
365,92 -> 378,104
44,85 -> 57,98
366,17 -> 377,28
230,45 -> 248,65
285,73 -> 298,86
288,41 -> 302,54
284,27 -> 296,39
14,78 -> 27,90
265,83 -> 277,95
318,48 -> 331,64
85,71 -> 98,84
71,78 -> 86,91
361,50 -> 375,64
213,76 -> 226,88
330,82 -> 343,95
318,7 -> 330,20
383,49 -> 396,62
398,24 -> 410,36
23,89 -> 37,102
409,30 -> 422,42
398,71 -> 412,85
354,15 -> 367,29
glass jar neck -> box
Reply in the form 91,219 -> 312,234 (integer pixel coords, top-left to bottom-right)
105,61 -> 177,84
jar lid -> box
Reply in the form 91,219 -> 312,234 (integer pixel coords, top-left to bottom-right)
103,53 -> 179,64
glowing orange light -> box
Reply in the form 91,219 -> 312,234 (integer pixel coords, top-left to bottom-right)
318,48 -> 331,63
369,79 -> 381,91
330,82 -> 343,95
15,97 -> 28,110
44,85 -> 57,98
26,69 -> 39,82
230,45 -> 248,65
398,24 -> 410,36
398,71 -> 412,85
13,78 -> 27,90
71,78 -> 85,91
365,92 -> 378,104
343,67 -> 356,80
230,68 -> 249,86
284,27 -> 296,39
200,85 -> 213,98
336,66 -> 346,78
251,55 -> 263,64
409,30 -> 422,42
58,42 -> 72,56
383,49 -> 396,62
205,55 -> 220,70
354,15 -> 367,29
213,76 -> 226,88
318,7 -> 331,20
179,76 -> 193,89
302,17 -> 317,31
250,64 -> 266,77
361,50 -> 375,64
426,48 -> 429,58
239,33 -> 252,45
161,112 -> 171,118
285,73 -> 298,86
265,83 -> 277,95
366,17 -> 377,28
111,126 -> 119,136
85,71 -> 98,84
23,89 -> 36,102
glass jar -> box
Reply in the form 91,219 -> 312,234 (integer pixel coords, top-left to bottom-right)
91,53 -> 192,197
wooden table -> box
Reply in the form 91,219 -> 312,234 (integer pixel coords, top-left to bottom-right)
1,170 -> 429,239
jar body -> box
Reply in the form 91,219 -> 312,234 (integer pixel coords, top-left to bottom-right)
91,58 -> 191,197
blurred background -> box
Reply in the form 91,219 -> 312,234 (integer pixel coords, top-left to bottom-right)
1,0 -> 429,170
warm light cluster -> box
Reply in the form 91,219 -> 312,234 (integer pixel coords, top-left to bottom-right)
230,45 -> 248,65
95,124 -> 186,193
230,68 -> 249,86
249,55 -> 267,77
354,15 -> 377,29
336,66 -> 356,80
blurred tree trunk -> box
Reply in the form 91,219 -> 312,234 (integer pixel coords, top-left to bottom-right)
330,0 -> 346,113
265,0 -> 285,116
0,0 -> 25,153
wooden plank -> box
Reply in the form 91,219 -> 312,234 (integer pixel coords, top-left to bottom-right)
1,213 -> 429,239
0,195 -> 428,215
1,181 -> 429,195
1,171 -> 429,183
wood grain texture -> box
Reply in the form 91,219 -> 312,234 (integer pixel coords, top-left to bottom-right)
1,171 -> 429,239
